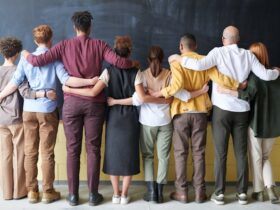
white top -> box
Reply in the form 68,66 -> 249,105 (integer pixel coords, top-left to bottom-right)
131,71 -> 192,127
181,44 -> 279,112
99,68 -> 143,86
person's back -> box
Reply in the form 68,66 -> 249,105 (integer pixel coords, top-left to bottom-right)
140,67 -> 171,126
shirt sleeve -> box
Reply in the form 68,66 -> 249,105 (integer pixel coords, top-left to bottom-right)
55,62 -> 70,85
161,62 -> 185,98
238,75 -> 258,101
18,80 -> 36,99
174,89 -> 192,102
181,48 -> 218,71
102,41 -> 133,69
26,41 -> 64,66
10,56 -> 27,87
132,92 -> 143,106
250,53 -> 279,81
207,67 -> 239,90
134,70 -> 144,86
99,68 -> 110,87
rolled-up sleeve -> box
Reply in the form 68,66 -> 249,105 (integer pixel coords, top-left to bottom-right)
55,62 -> 70,85
132,92 -> 143,106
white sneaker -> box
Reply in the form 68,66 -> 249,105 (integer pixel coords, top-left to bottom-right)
237,193 -> 248,205
120,196 -> 130,205
211,193 -> 225,205
112,195 -> 120,204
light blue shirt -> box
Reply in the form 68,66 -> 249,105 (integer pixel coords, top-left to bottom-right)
11,47 -> 70,113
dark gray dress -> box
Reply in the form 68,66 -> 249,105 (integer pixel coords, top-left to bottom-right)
103,65 -> 140,176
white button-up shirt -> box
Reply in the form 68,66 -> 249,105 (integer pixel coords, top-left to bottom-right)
181,44 -> 279,112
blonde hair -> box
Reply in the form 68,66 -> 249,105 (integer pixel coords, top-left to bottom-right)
32,25 -> 53,44
249,42 -> 269,68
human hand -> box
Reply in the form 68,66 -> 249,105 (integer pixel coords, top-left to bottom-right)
21,50 -> 30,59
217,85 -> 228,94
238,80 -> 248,90
91,76 -> 99,85
132,60 -> 140,69
107,97 -> 116,106
62,85 -> 71,93
165,97 -> 173,104
46,90 -> 57,100
201,83 -> 209,93
168,54 -> 181,63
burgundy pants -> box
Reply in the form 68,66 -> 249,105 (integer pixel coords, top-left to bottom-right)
62,96 -> 105,195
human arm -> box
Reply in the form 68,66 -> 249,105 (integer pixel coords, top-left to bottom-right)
107,97 -> 133,106
102,41 -> 136,69
250,53 -> 279,81
55,62 -> 98,87
168,48 -> 218,71
207,67 -> 240,90
22,41 -> 64,66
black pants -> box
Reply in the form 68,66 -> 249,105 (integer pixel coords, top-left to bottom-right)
212,106 -> 249,195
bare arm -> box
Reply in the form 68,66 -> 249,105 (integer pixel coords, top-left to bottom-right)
0,83 -> 18,102
62,80 -> 106,97
65,76 -> 98,87
135,83 -> 171,104
107,97 -> 133,106
217,85 -> 238,97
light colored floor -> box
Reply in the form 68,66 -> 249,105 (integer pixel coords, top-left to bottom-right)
0,184 -> 280,210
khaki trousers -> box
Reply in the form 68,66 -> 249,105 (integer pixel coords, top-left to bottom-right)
0,123 -> 27,199
140,123 -> 172,184
248,128 -> 275,192
172,113 -> 207,194
23,111 -> 58,193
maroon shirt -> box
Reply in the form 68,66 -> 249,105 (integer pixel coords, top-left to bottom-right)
27,35 -> 133,102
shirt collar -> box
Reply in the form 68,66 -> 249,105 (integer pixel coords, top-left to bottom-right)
36,46 -> 49,52
181,51 -> 198,57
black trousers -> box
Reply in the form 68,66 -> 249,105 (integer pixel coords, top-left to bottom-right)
212,106 -> 249,195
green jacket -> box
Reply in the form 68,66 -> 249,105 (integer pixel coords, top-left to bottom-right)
239,73 -> 280,138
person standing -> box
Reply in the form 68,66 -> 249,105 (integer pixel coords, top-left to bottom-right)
62,36 -> 168,205
169,26 -> 280,205
0,25 -> 98,204
217,42 -> 280,204
22,11 -> 137,206
153,33 -> 241,203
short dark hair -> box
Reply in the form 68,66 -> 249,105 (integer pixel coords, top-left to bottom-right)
180,33 -> 197,50
0,37 -> 22,58
71,11 -> 93,33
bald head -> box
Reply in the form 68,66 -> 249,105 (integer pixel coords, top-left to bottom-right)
222,26 -> 240,45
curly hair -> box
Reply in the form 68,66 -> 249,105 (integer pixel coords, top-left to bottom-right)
114,36 -> 132,58
0,37 -> 22,58
71,11 -> 93,33
33,25 -> 53,44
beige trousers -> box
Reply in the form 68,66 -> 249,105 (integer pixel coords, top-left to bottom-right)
248,128 -> 275,192
0,123 -> 27,199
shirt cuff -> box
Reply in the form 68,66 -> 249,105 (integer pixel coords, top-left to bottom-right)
61,75 -> 70,85
174,90 -> 191,102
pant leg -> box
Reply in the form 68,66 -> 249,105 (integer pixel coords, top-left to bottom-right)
10,124 -> 27,198
231,111 -> 249,194
37,111 -> 59,193
248,128 -> 264,192
83,103 -> 105,193
23,112 -> 40,192
172,114 -> 191,193
190,113 -> 207,194
63,97 -> 84,195
262,138 -> 275,188
212,106 -> 231,195
140,124 -> 157,182
156,123 -> 172,184
0,125 -> 13,199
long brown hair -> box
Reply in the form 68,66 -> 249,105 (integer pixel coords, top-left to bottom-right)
148,46 -> 164,77
114,36 -> 132,58
249,42 -> 269,68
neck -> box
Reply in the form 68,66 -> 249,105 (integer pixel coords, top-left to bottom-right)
37,43 -> 49,49
181,49 -> 192,54
3,59 -> 15,66
76,31 -> 88,37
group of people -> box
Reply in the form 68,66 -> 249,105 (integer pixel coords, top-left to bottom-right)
0,10 -> 279,207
